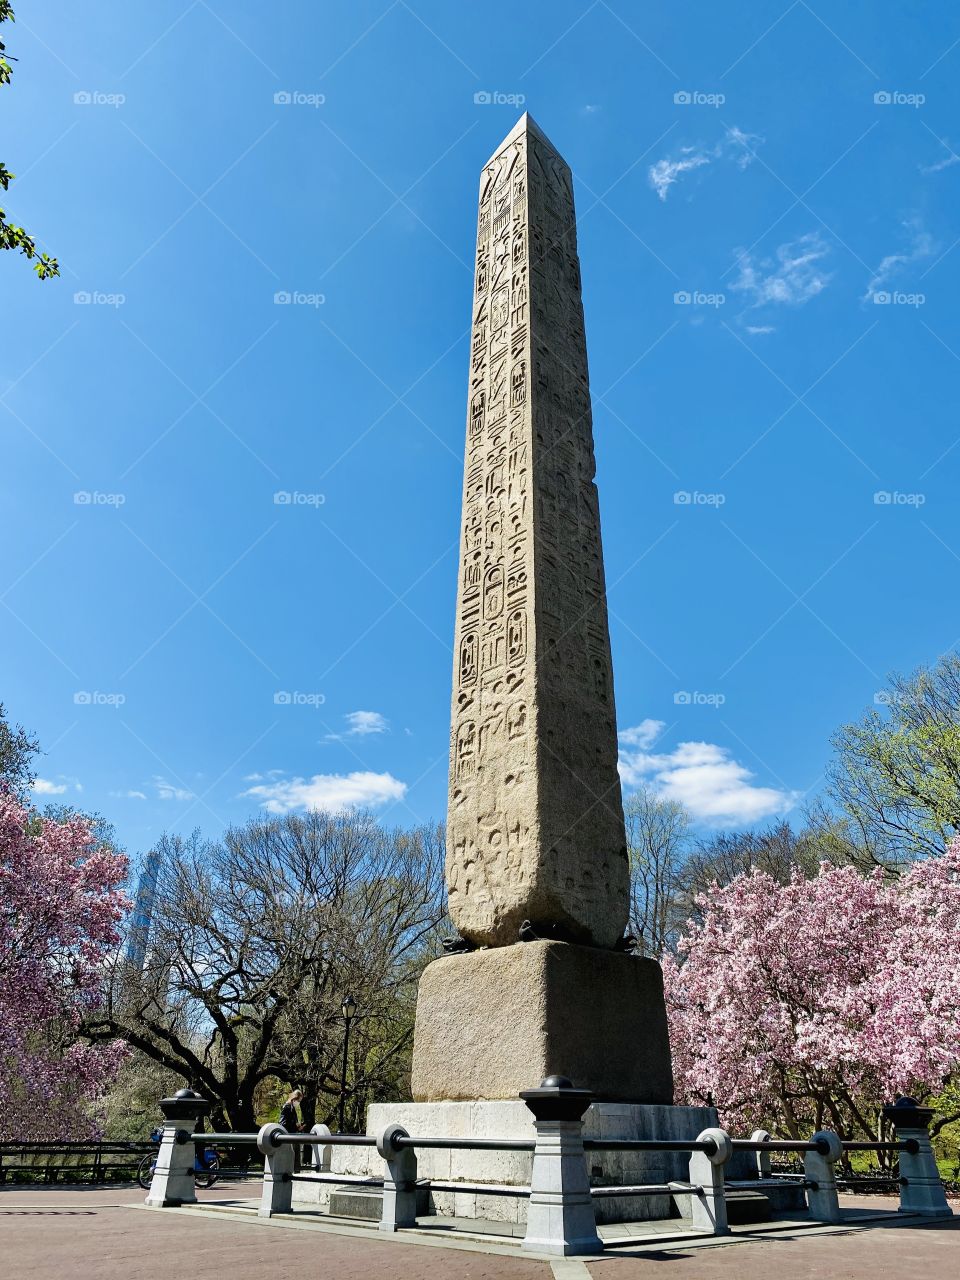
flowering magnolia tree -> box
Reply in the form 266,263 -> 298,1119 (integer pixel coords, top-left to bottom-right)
663,840 -> 960,1140
0,792 -> 129,1140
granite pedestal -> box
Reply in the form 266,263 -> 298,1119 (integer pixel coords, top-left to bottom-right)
411,940 -> 674,1105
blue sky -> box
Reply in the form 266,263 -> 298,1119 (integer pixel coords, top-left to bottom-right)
4,1 -> 959,866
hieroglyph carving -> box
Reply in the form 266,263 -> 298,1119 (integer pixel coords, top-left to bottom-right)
447,116 -> 630,949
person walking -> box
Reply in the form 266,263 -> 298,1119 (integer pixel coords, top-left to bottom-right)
279,1089 -> 303,1171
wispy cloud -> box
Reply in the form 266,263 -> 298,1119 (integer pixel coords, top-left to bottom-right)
110,788 -> 148,800
325,709 -> 390,741
920,143 -> 960,175
731,232 -> 832,312
153,776 -> 194,802
618,721 -> 798,826
863,215 -> 935,300
745,324 -> 776,335
724,126 -> 760,169
242,770 -> 406,815
649,148 -> 712,201
649,126 -> 762,202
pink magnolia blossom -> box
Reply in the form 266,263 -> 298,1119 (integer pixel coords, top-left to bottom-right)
0,792 -> 130,1140
662,840 -> 960,1138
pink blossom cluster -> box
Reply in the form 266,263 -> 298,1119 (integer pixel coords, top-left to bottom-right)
0,792 -> 130,1140
662,840 -> 960,1137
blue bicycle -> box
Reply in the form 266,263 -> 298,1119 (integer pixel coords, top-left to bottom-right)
137,1127 -> 220,1189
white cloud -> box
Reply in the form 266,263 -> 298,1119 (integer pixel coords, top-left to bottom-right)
153,776 -> 194,802
110,788 -> 148,800
33,778 -> 67,796
863,216 -> 935,300
745,324 -> 776,335
618,720 -> 665,749
242,770 -> 407,815
582,103 -> 601,115
326,710 -> 390,741
649,126 -> 762,201
344,710 -> 388,735
618,729 -> 799,826
731,232 -> 832,309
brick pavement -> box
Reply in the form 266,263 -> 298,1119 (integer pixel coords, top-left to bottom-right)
1,1184 -> 956,1280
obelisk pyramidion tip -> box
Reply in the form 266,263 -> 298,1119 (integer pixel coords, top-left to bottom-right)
482,112 -> 562,166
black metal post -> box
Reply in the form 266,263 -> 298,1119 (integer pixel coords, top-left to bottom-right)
337,995 -> 357,1133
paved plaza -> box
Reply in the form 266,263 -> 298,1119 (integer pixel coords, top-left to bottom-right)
2,1184 -> 956,1280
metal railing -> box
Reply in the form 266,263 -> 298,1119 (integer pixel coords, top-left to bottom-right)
142,1089 -> 953,1255
0,1140 -> 155,1185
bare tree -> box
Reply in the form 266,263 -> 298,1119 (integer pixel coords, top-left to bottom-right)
677,822 -> 823,924
624,788 -> 691,957
85,811 -> 446,1132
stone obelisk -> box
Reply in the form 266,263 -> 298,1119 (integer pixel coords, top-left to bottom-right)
411,115 -> 673,1105
446,112 -> 628,951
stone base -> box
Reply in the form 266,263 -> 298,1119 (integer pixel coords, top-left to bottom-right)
410,941 -> 674,1103
327,1185 -> 431,1221
293,1100 -> 724,1225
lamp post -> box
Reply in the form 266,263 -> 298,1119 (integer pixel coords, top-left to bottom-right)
337,995 -> 357,1133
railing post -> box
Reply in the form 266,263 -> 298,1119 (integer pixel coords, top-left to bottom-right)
688,1127 -> 732,1235
883,1097 -> 953,1218
376,1124 -> 418,1232
520,1075 -> 602,1257
309,1123 -> 332,1171
750,1129 -> 772,1179
257,1124 -> 294,1217
804,1131 -> 842,1223
145,1089 -> 210,1207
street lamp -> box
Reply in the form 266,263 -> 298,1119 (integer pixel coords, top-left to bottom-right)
337,995 -> 357,1132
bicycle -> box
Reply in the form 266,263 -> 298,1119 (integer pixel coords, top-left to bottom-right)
137,1128 -> 220,1190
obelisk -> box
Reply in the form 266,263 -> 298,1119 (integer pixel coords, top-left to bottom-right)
411,115 -> 673,1104
446,113 -> 629,950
